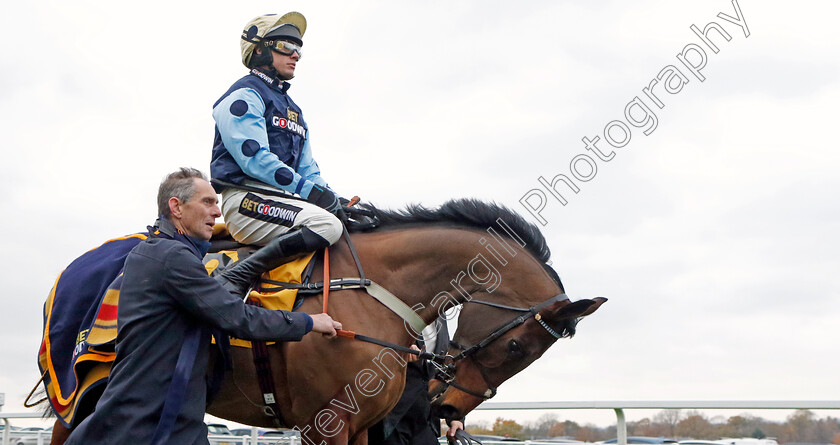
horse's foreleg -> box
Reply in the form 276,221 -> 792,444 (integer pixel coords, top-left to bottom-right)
49,419 -> 71,445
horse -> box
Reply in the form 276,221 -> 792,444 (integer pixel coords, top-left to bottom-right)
46,199 -> 605,445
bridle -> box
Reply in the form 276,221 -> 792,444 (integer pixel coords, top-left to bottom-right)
430,292 -> 570,401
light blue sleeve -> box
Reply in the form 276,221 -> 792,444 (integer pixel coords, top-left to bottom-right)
212,88 -> 316,198
296,132 -> 330,190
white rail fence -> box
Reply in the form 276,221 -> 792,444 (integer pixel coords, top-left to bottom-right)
3,401 -> 840,445
474,401 -> 840,445
1,412 -> 44,445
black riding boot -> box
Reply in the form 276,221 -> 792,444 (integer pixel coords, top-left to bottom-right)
214,227 -> 331,297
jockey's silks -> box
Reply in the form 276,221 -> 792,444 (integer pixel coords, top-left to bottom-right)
211,68 -> 328,200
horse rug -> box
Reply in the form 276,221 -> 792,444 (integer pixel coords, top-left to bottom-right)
39,233 -> 313,427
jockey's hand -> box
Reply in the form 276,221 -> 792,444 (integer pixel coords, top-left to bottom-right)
310,313 -> 342,338
335,207 -> 348,225
306,184 -> 342,215
336,196 -> 352,224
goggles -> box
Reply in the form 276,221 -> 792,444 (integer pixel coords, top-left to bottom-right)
266,39 -> 302,58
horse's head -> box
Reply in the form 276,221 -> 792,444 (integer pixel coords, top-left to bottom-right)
430,293 -> 606,420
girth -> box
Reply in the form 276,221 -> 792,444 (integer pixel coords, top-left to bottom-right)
244,297 -> 288,426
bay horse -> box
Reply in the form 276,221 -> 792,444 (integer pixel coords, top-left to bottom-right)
48,199 -> 605,445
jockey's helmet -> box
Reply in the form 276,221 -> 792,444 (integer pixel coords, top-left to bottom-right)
240,12 -> 307,68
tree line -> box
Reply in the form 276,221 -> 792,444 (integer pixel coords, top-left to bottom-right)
463,410 -> 840,444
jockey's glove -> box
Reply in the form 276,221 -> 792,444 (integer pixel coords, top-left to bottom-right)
306,184 -> 342,215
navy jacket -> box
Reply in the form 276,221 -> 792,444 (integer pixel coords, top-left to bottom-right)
66,219 -> 313,445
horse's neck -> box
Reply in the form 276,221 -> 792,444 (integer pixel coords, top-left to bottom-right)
351,227 -> 540,324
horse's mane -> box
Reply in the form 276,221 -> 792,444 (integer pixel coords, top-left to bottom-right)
356,198 -> 552,265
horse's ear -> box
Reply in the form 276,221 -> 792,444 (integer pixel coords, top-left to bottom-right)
544,297 -> 607,321
579,297 -> 607,317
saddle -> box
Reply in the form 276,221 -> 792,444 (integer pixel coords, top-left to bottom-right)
205,224 -> 318,347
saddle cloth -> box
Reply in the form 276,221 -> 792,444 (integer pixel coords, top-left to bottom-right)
204,250 -> 315,347
39,232 -> 314,427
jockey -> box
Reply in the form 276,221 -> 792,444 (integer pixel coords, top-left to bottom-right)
211,12 -> 343,296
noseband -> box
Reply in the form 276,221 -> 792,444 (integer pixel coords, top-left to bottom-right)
431,292 -> 569,401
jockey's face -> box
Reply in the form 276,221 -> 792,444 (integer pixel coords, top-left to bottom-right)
269,44 -> 299,80
170,179 -> 221,241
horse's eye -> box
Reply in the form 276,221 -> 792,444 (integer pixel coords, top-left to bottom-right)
508,339 -> 524,356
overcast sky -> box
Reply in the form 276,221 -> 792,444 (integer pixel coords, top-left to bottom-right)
2,0 -> 839,431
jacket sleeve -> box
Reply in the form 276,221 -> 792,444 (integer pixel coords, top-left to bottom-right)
162,244 -> 313,341
295,133 -> 330,190
213,87 -> 318,199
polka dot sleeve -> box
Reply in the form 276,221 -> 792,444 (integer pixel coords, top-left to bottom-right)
212,87 -> 306,194
296,135 -> 329,190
